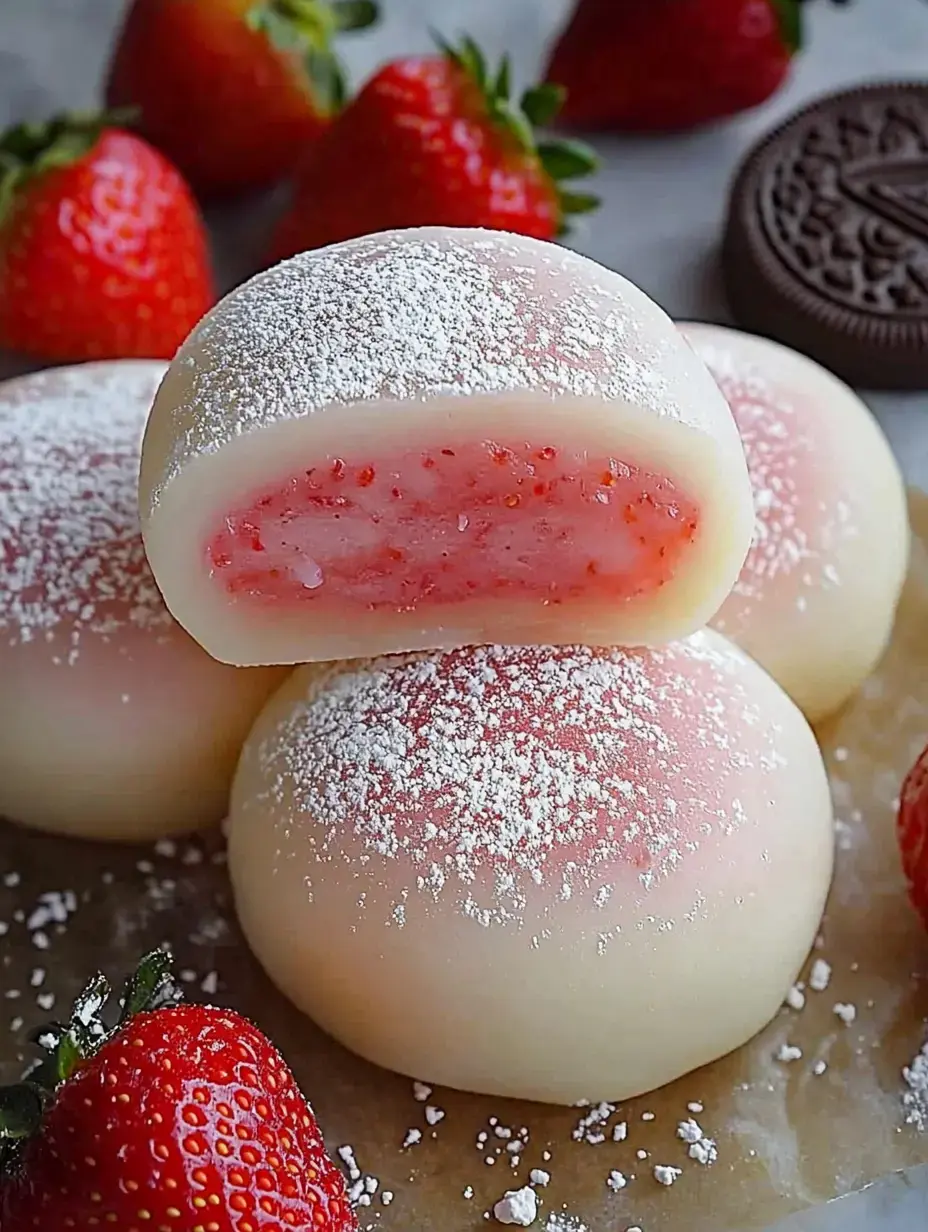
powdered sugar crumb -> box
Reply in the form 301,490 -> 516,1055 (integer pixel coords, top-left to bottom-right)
786,984 -> 806,1011
833,1002 -> 857,1026
653,1164 -> 682,1187
809,959 -> 832,992
776,1043 -> 803,1063
544,1216 -> 588,1232
493,1186 -> 538,1226
902,1038 -> 928,1129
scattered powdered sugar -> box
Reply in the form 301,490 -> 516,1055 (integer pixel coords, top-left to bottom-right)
252,634 -> 779,930
0,361 -> 171,663
808,959 -> 832,993
685,330 -> 858,637
776,1044 -> 803,1063
493,1186 -> 538,1226
785,984 -> 806,1011
544,1216 -> 588,1232
150,227 -> 728,509
833,1002 -> 857,1026
653,1164 -> 682,1187
902,1038 -> 928,1130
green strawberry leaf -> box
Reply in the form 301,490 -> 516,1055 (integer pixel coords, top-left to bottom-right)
0,1084 -> 45,1142
331,0 -> 378,31
770,0 -> 803,52
538,138 -> 598,182
247,0 -> 378,113
434,31 -> 600,232
558,190 -> 600,214
119,947 -> 181,1023
0,951 -> 185,1183
520,82 -> 566,128
0,109 -> 138,227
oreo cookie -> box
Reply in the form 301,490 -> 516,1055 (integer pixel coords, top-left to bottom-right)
723,82 -> 928,390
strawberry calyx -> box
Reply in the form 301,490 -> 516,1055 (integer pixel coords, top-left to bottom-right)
246,0 -> 379,115
770,0 -> 803,53
435,34 -> 600,235
0,949 -> 181,1180
0,108 -> 137,225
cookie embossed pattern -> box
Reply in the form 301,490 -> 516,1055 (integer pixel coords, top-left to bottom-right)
723,82 -> 928,389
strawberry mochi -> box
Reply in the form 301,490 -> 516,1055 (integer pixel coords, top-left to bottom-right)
228,634 -> 834,1104
139,227 -> 754,665
0,361 -> 287,840
681,323 -> 909,723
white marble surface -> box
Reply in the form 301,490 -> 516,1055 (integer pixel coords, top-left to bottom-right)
3,0 -> 928,479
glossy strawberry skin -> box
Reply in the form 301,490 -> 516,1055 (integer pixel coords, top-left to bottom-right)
0,128 -> 214,363
547,0 -> 795,132
0,1005 -> 356,1231
899,742 -> 928,931
271,54 -> 562,261
106,0 -> 334,199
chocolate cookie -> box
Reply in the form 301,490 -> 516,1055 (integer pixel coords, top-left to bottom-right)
723,82 -> 928,390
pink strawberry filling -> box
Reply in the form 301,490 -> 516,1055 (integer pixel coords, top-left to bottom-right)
206,440 -> 700,611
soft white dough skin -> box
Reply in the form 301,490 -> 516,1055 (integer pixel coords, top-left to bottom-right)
681,323 -> 909,723
140,227 -> 754,665
228,634 -> 834,1104
0,362 -> 288,841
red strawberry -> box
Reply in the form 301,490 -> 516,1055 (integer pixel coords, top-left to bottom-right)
0,950 -> 356,1231
0,112 -> 214,363
898,742 -> 928,931
106,0 -> 379,200
545,0 -> 803,132
269,36 -> 599,262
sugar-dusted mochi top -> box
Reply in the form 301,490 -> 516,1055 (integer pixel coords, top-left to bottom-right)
0,361 -> 169,661
141,227 -> 743,515
235,632 -> 816,930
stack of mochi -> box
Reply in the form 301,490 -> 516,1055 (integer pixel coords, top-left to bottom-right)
3,227 -> 909,1107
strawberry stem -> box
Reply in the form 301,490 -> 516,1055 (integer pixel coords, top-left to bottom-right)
0,108 -> 137,226
434,33 -> 600,236
770,0 -> 803,52
0,950 -> 181,1180
246,0 -> 378,114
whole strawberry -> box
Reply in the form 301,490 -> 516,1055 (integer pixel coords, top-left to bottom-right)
0,113 -> 214,363
0,951 -> 356,1231
269,35 -> 599,262
106,0 -> 379,200
898,742 -> 928,931
545,0 -> 803,132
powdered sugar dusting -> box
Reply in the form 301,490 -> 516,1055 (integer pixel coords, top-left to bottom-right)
0,361 -> 170,664
680,335 -> 852,630
248,633 -> 785,929
686,336 -> 856,637
150,227 -> 730,507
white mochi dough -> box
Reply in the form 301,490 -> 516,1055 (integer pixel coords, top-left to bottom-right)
140,227 -> 753,666
228,633 -> 834,1104
0,361 -> 287,840
681,323 -> 909,723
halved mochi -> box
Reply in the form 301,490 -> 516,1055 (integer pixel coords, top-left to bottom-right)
0,361 -> 287,841
681,323 -> 909,723
228,634 -> 834,1104
140,227 -> 753,665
